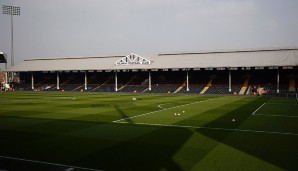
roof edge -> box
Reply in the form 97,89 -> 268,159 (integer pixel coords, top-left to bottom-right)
25,55 -> 125,61
159,46 -> 298,56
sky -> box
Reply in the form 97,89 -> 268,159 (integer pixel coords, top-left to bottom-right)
0,0 -> 298,70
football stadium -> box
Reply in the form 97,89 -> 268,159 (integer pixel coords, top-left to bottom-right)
0,47 -> 298,170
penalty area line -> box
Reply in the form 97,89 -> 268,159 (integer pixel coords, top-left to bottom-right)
113,98 -> 216,123
0,155 -> 102,171
157,103 -> 172,109
253,114 -> 298,118
116,122 -> 298,136
251,103 -> 266,115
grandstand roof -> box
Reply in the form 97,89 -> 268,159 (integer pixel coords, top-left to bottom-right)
5,46 -> 298,72
0,52 -> 7,63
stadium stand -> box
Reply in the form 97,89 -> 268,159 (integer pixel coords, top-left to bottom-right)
4,47 -> 298,95
13,68 -> 298,95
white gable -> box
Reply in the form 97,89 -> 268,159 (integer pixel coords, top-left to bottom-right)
116,53 -> 151,65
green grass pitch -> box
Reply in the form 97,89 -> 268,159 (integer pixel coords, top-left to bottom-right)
0,92 -> 298,170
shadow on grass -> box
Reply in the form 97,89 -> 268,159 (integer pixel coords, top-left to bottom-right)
192,97 -> 298,170
72,125 -> 192,171
0,116 -> 191,171
113,105 -> 134,123
0,116 -> 104,156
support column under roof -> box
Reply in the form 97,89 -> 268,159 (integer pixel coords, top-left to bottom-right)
186,70 -> 189,92
277,69 -> 280,94
57,72 -> 59,90
149,71 -> 151,91
229,70 -> 232,93
115,71 -> 118,92
85,71 -> 87,90
31,72 -> 34,90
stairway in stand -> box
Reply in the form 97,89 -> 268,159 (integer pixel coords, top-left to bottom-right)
174,80 -> 186,93
239,78 -> 249,95
289,78 -> 296,92
200,79 -> 212,94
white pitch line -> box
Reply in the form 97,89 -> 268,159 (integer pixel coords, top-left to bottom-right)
265,103 -> 298,106
253,114 -> 298,118
251,103 -> 266,115
0,155 -> 102,171
157,103 -> 172,109
116,122 -> 298,136
113,98 -> 216,123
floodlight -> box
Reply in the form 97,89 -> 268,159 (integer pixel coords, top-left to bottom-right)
2,5 -> 21,15
2,5 -> 21,69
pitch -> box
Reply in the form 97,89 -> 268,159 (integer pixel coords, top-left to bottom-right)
0,92 -> 298,170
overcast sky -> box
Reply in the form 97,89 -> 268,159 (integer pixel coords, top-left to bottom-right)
1,0 -> 298,70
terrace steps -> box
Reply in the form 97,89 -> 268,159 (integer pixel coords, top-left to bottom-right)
91,78 -> 111,91
174,80 -> 186,93
200,79 -> 212,94
239,78 -> 249,95
118,78 -> 133,91
289,78 -> 296,92
73,84 -> 85,91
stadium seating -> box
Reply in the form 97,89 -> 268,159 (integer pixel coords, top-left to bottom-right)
178,85 -> 205,94
93,84 -> 116,92
144,84 -> 180,93
118,85 -> 148,93
15,69 -> 297,95
204,85 -> 242,94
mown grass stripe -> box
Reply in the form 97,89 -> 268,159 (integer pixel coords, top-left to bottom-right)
113,98 -> 216,123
